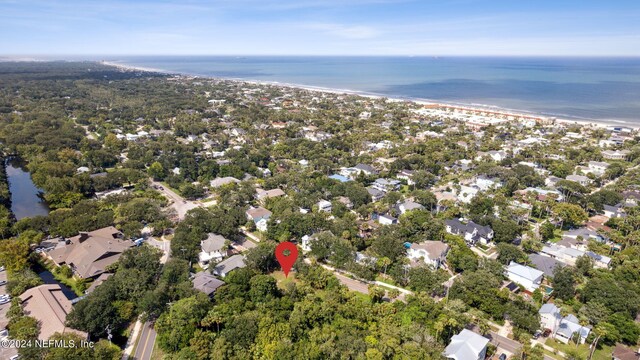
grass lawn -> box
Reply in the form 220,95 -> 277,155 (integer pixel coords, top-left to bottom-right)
38,258 -> 87,296
150,341 -> 166,360
375,275 -> 397,286
272,270 -> 299,289
543,338 -> 613,360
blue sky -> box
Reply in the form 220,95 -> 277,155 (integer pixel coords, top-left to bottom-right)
1,0 -> 639,56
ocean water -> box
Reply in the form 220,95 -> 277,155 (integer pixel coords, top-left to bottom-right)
110,56 -> 640,123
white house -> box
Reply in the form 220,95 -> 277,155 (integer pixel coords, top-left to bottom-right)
555,314 -> 591,344
397,200 -> 424,214
602,150 -> 629,160
198,233 -> 228,268
587,161 -> 610,176
372,178 -> 401,193
456,185 -> 478,204
566,174 -> 591,186
445,219 -> 494,245
539,303 -> 563,333
407,241 -> 449,269
444,329 -> 489,360
505,261 -> 544,292
317,200 -> 332,213
378,214 -> 397,225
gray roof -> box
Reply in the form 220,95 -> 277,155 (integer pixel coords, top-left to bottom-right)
355,163 -> 377,173
444,329 -> 489,360
367,187 -> 385,197
539,303 -> 561,317
201,233 -> 227,253
506,261 -> 544,282
214,255 -> 246,276
445,219 -> 492,239
556,315 -> 591,340
529,254 -> 565,277
192,272 -> 225,296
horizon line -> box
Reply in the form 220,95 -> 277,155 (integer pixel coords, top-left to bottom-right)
3,54 -> 640,59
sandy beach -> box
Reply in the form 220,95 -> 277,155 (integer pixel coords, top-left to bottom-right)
102,60 -> 637,130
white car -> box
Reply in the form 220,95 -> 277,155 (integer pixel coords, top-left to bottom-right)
0,266 -> 5,272
0,328 -> 8,339
0,280 -> 7,286
9,355 -> 19,360
0,299 -> 10,305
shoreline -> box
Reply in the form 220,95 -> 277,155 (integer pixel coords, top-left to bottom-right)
101,60 -> 638,129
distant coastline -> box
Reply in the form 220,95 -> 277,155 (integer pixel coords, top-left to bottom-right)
101,60 -> 639,129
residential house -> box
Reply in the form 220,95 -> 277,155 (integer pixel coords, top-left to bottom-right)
256,188 -> 286,203
317,199 -> 332,213
612,344 -> 640,360
602,150 -> 630,160
46,226 -> 132,279
505,261 -> 544,292
407,241 -> 449,269
372,178 -> 401,193
555,314 -> 591,344
604,204 -> 627,219
209,176 -> 241,188
246,207 -> 272,232
473,176 -> 502,191
539,303 -> 562,333
192,272 -> 225,297
456,185 -> 478,204
301,231 -> 334,252
443,329 -> 489,360
587,161 -> 610,176
19,284 -> 88,340
397,200 -> 424,214
378,214 -> 397,225
540,244 -> 611,269
396,169 -> 415,185
566,174 -> 591,186
445,219 -> 494,245
198,233 -> 228,268
367,187 -> 385,202
213,255 -> 246,277
246,206 -> 272,223
354,163 -> 377,176
528,254 -> 565,277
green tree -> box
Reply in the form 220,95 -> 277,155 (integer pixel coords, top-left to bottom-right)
148,161 -> 166,180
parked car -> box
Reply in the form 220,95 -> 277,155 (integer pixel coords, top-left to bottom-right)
0,266 -> 5,272
0,280 -> 7,286
0,328 -> 8,339
0,298 -> 10,305
499,354 -> 507,360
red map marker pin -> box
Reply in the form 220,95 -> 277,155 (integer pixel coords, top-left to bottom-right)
275,241 -> 298,277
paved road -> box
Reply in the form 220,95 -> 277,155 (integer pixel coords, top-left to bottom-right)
146,237 -> 171,264
334,272 -> 369,294
151,180 -> 199,220
133,322 -> 157,360
488,331 -> 522,355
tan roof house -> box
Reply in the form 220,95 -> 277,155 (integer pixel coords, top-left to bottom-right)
46,226 -> 132,279
19,284 -> 87,340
